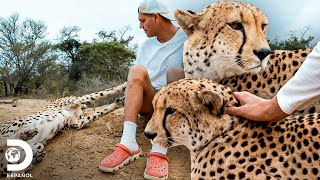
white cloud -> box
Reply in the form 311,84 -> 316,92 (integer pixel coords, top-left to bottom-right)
286,2 -> 320,44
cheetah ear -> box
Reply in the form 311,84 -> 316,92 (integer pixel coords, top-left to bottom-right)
174,9 -> 199,36
196,91 -> 225,117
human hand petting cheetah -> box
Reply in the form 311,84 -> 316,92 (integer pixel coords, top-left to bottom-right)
225,91 -> 289,122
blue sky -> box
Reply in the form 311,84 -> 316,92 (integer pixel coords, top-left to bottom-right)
0,0 -> 319,46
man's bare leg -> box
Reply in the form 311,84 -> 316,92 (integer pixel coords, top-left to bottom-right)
100,65 -> 176,174
99,65 -> 156,172
124,65 -> 155,122
118,65 -> 156,152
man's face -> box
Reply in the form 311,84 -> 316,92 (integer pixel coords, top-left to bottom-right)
139,13 -> 157,37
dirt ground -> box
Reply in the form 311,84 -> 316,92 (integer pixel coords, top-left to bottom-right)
0,99 -> 191,180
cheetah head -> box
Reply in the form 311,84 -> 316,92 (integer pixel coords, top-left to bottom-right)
175,2 -> 271,81
144,78 -> 239,151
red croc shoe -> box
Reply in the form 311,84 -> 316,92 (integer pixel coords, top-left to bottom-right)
144,152 -> 169,180
99,143 -> 142,172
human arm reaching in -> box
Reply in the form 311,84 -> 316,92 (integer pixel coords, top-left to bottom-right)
226,92 -> 289,122
226,42 -> 320,122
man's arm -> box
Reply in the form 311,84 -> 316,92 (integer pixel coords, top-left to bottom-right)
277,42 -> 320,114
226,92 -> 289,122
226,41 -> 320,122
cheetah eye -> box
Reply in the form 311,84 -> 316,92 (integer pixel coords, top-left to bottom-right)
228,21 -> 243,30
164,106 -> 176,125
261,23 -> 267,31
165,107 -> 176,116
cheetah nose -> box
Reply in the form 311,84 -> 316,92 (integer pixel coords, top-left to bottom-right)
253,48 -> 272,61
144,131 -> 157,140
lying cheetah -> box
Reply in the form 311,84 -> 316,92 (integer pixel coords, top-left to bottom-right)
145,78 -> 320,179
0,82 -> 126,176
174,1 -> 317,114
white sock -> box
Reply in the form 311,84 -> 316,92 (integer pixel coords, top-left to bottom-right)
120,121 -> 139,152
151,144 -> 168,155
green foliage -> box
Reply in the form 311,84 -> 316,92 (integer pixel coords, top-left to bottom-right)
39,63 -> 69,94
81,26 -> 137,82
268,26 -> 314,50
62,88 -> 71,97
55,25 -> 136,86
79,41 -> 135,81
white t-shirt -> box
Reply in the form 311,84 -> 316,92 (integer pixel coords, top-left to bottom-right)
134,28 -> 187,90
277,41 -> 320,114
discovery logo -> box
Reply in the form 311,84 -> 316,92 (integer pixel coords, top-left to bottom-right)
5,139 -> 33,178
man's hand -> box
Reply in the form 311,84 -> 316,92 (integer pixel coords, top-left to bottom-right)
225,92 -> 289,122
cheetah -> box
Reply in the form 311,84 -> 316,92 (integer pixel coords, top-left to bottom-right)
145,78 -> 320,179
174,1 -> 317,114
0,82 -> 126,176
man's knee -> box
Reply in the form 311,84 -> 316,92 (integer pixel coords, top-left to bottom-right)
128,65 -> 149,85
167,67 -> 185,84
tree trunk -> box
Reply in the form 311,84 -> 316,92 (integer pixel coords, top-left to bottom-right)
14,86 -> 21,96
3,81 -> 8,97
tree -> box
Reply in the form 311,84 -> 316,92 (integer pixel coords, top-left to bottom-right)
55,26 -> 81,64
55,25 -> 137,86
0,14 -> 57,96
79,41 -> 135,81
268,26 -> 314,50
78,26 -> 137,82
95,25 -> 138,51
55,26 -> 86,81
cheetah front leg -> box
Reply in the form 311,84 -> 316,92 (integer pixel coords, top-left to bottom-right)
71,97 -> 125,129
73,82 -> 127,106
